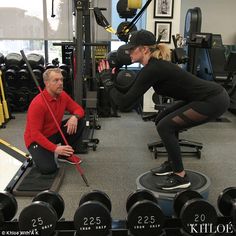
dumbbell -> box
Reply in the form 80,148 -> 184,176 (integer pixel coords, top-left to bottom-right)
116,0 -> 137,19
0,191 -> 18,225
18,68 -> 30,87
117,44 -> 132,66
14,87 -> 30,112
5,66 -> 20,88
32,69 -> 43,87
5,87 -> 16,112
59,64 -> 70,79
29,89 -> 39,104
126,189 -> 165,236
19,190 -> 64,236
116,21 -> 137,42
218,187 -> 236,230
5,53 -> 24,68
173,190 -> 218,235
27,53 -> 45,68
0,53 -> 4,65
115,69 -> 136,93
107,50 -> 123,69
74,190 -> 112,236
46,63 -> 57,70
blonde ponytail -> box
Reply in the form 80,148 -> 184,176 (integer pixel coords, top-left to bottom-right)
149,43 -> 171,61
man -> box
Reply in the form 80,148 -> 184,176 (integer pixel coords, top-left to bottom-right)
24,68 -> 86,174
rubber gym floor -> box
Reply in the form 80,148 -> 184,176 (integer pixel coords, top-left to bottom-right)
1,110 -> 236,220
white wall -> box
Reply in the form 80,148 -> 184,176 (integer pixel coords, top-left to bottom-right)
142,0 -> 236,112
146,0 -> 182,48
180,0 -> 236,45
143,0 -> 182,112
144,0 -> 236,46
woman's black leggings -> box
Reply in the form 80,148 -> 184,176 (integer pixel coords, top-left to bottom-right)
156,89 -> 230,173
28,118 -> 85,174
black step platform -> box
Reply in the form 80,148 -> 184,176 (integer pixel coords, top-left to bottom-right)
13,165 -> 65,197
136,170 -> 211,216
0,139 -> 64,196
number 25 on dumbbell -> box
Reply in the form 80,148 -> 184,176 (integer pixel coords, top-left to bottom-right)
18,190 -> 65,236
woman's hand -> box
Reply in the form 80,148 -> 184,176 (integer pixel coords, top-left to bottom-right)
97,60 -> 114,91
98,59 -> 110,73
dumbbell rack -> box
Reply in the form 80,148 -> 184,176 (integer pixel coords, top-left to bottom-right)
0,217 -> 234,235
1,188 -> 236,236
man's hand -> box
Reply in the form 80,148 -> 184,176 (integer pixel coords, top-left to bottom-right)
55,145 -> 74,156
98,60 -> 114,90
64,115 -> 78,134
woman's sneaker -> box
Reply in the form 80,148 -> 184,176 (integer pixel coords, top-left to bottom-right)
150,161 -> 173,176
157,173 -> 191,190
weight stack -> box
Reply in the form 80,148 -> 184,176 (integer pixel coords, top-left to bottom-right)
136,170 -> 211,216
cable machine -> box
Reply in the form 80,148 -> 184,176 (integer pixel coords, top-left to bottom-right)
53,0 -> 112,152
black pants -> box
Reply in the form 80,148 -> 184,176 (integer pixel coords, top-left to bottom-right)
28,118 -> 85,174
156,89 -> 230,172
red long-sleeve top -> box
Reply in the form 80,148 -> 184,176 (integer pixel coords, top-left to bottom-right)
24,89 -> 85,152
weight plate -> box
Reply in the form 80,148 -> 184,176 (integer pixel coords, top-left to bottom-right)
33,190 -> 65,220
218,187 -> 236,217
126,189 -> 158,213
74,201 -> 112,236
127,200 -> 165,236
173,190 -> 202,217
180,199 -> 218,235
0,191 -> 17,221
116,0 -> 137,19
117,44 -> 132,65
79,190 -> 111,212
19,202 -> 58,236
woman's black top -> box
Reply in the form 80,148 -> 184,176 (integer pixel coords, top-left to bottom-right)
109,57 -> 223,110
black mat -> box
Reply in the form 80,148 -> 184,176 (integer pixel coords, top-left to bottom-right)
13,165 -> 65,196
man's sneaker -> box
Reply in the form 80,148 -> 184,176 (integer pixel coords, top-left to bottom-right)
150,161 -> 173,176
157,173 -> 191,190
58,155 -> 82,165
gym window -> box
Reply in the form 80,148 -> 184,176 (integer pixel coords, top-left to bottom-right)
0,0 -> 72,63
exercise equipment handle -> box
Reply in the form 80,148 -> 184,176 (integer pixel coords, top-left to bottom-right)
51,0 -> 56,17
20,50 -> 89,187
157,35 -> 162,44
172,35 -> 178,49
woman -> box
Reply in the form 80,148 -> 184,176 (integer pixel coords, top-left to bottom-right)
98,29 -> 230,191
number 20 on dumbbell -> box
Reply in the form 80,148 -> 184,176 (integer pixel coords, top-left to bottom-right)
174,190 -> 218,235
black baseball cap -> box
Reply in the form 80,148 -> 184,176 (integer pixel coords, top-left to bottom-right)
122,29 -> 157,50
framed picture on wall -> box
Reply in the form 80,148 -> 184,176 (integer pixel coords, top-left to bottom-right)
154,0 -> 174,18
154,21 -> 172,43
